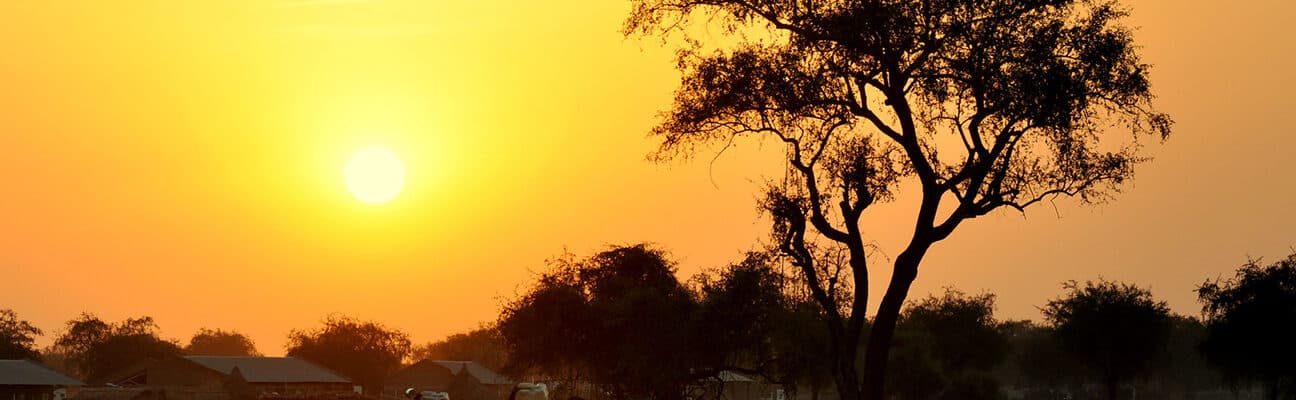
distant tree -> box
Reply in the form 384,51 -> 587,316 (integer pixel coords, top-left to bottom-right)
52,314 -> 181,384
1001,320 -> 1083,400
0,309 -> 42,360
694,252 -> 834,394
499,244 -> 700,400
886,290 -> 1007,400
286,315 -> 411,395
1147,315 -> 1222,399
767,301 -> 835,400
410,326 -> 507,371
38,346 -> 75,376
1043,280 -> 1170,400
1197,253 -> 1296,400
623,0 -> 1172,398
185,328 -> 261,357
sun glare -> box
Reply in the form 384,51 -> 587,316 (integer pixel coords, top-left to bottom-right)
344,146 -> 405,205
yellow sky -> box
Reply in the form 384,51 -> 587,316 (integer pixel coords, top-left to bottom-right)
1,0 -> 1293,355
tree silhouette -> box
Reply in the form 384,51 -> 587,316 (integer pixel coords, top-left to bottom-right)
52,313 -> 181,384
500,246 -> 819,400
410,326 -> 508,372
499,245 -> 699,400
185,328 -> 261,356
694,252 -> 833,393
886,290 -> 1006,400
286,315 -> 411,395
1148,315 -> 1222,399
623,0 -> 1171,398
0,309 -> 42,360
1042,280 -> 1170,400
1002,320 -> 1083,399
1197,253 -> 1296,400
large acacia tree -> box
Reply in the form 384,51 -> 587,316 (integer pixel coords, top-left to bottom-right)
624,1 -> 1171,399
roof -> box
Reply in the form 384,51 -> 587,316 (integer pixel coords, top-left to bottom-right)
423,361 -> 511,385
75,388 -> 167,400
183,356 -> 350,384
0,360 -> 83,386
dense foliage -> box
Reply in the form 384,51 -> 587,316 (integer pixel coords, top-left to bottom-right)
1198,253 -> 1296,400
185,328 -> 261,357
286,315 -> 411,394
499,245 -> 826,400
410,326 -> 508,372
52,314 -> 181,384
1043,280 -> 1170,400
0,309 -> 42,360
887,290 -> 1006,400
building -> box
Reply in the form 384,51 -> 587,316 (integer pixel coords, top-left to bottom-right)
0,360 -> 83,400
107,356 -> 354,398
384,361 -> 511,400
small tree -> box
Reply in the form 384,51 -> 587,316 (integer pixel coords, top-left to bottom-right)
887,290 -> 1007,400
1148,315 -> 1222,399
1042,280 -> 1170,400
52,314 -> 181,384
1197,253 -> 1296,400
694,252 -> 833,393
411,326 -> 508,372
499,245 -> 700,400
623,0 -> 1171,398
1003,320 -> 1083,400
185,328 -> 261,357
286,315 -> 411,395
0,309 -> 42,360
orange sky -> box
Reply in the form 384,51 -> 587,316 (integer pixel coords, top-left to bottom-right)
1,0 -> 1293,355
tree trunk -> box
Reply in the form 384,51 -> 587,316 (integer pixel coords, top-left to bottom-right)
833,347 -> 862,400
859,242 -> 930,400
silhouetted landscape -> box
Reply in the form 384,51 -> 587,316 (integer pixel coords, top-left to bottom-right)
2,1 -> 1294,400
4,248 -> 1294,400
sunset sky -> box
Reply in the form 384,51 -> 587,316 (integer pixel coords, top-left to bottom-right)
2,0 -> 1293,355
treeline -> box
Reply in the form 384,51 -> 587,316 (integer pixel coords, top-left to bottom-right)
0,311 -> 496,395
3,246 -> 1293,400
494,245 -> 1296,400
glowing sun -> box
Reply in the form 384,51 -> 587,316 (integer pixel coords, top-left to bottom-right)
344,146 -> 405,205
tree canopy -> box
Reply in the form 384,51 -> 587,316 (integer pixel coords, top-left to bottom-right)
1198,253 -> 1296,400
52,314 -> 181,384
623,0 -> 1170,398
499,245 -> 700,400
184,328 -> 261,357
0,309 -> 42,360
286,315 -> 411,394
887,290 -> 1007,400
411,326 -> 508,372
1042,280 -> 1170,400
499,245 -> 822,400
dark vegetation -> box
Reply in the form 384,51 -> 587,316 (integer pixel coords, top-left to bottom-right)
495,245 -> 1296,400
285,315 -> 412,395
1198,255 -> 1296,400
3,248 -> 1294,400
185,328 -> 261,357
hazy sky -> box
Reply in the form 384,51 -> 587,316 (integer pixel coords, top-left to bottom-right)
1,0 -> 1293,355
